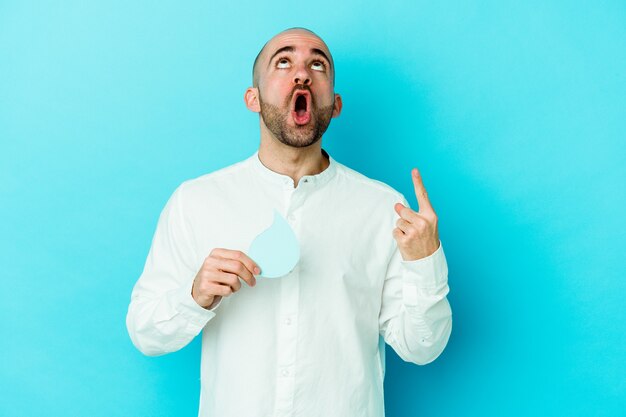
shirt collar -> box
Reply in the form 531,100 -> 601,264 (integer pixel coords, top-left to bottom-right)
248,147 -> 337,189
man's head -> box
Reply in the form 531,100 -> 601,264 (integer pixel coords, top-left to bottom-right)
244,27 -> 342,148
251,27 -> 336,88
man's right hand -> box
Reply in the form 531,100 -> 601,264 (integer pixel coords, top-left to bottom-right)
191,248 -> 261,309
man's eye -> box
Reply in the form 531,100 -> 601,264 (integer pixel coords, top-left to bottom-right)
277,58 -> 290,68
311,61 -> 326,71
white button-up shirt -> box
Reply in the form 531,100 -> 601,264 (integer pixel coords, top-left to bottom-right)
126,148 -> 452,417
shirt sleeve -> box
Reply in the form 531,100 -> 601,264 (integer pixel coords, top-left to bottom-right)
378,194 -> 453,365
125,183 -> 220,357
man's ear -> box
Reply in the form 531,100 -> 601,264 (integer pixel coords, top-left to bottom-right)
244,87 -> 261,113
331,93 -> 343,118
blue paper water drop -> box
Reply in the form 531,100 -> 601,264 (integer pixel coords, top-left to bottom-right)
248,209 -> 300,279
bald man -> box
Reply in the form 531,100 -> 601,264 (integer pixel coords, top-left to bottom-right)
127,27 -> 452,417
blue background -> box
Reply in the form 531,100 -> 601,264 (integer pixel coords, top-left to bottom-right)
1,1 -> 624,416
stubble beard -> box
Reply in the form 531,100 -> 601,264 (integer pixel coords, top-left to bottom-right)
258,90 -> 335,148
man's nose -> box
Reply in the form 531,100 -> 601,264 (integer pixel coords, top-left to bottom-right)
293,64 -> 312,86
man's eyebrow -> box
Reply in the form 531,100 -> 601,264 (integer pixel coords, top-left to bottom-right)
266,46 -> 332,68
267,46 -> 294,67
311,48 -> 331,65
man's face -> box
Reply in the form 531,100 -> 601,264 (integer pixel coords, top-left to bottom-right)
251,30 -> 341,148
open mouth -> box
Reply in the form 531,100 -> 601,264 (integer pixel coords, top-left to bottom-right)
291,91 -> 311,125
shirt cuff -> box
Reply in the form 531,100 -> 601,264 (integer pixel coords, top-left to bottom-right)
399,240 -> 448,288
170,275 -> 218,329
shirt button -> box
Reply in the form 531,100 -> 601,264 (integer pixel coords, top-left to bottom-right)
285,317 -> 292,325
281,368 -> 290,377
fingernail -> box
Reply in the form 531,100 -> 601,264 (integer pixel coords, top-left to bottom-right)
254,267 -> 261,275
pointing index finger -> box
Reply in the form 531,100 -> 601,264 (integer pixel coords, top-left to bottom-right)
412,167 -> 434,213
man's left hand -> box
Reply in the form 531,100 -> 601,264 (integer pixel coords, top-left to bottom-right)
393,167 -> 440,261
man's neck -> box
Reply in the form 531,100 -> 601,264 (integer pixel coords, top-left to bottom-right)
257,139 -> 329,188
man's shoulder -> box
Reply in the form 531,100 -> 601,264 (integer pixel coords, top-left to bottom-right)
178,155 -> 252,193
335,161 -> 404,202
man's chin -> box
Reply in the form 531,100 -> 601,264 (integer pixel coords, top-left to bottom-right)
279,130 -> 320,148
